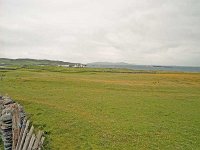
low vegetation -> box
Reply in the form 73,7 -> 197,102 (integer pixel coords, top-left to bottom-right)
0,66 -> 200,149
0,58 -> 85,67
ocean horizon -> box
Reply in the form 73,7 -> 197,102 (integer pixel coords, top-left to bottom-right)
87,64 -> 200,72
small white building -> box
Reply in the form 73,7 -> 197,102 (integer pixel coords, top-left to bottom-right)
73,64 -> 86,68
62,65 -> 70,67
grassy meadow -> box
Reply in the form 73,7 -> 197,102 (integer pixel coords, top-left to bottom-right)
0,67 -> 200,149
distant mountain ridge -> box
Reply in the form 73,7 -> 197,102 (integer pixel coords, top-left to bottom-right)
0,58 -> 85,67
87,62 -> 200,72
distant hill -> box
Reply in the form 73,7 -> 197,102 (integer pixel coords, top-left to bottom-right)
0,58 -> 85,67
87,62 -> 133,66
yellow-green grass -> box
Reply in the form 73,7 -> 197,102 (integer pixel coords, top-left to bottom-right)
0,68 -> 200,149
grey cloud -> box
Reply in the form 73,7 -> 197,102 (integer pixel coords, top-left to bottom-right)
0,0 -> 200,66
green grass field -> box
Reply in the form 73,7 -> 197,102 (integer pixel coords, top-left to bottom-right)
0,67 -> 200,149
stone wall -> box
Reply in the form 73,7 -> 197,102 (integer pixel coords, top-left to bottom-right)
0,96 -> 45,150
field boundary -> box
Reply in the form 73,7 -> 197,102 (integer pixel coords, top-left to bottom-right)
0,96 -> 45,150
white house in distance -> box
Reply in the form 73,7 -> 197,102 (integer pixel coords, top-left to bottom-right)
72,64 -> 86,68
59,64 -> 86,68
58,64 -> 69,67
62,64 -> 70,67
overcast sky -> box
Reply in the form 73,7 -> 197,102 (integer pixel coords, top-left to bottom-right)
0,0 -> 200,66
